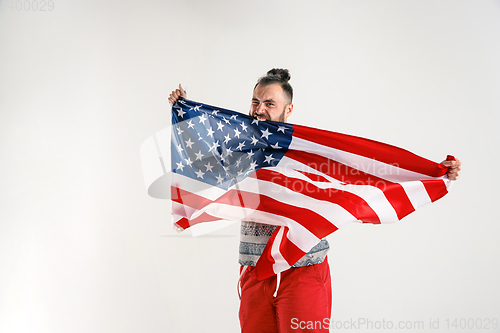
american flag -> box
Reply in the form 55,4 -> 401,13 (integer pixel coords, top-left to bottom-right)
170,98 -> 453,280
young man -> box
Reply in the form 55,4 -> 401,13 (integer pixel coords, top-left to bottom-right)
168,69 -> 461,332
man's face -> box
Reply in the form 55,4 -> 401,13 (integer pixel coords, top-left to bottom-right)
250,83 -> 293,123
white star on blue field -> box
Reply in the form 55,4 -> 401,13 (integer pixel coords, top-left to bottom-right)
171,98 -> 294,190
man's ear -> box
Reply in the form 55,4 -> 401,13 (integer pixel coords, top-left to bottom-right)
284,103 -> 293,122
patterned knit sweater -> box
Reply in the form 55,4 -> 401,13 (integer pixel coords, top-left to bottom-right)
239,221 -> 329,267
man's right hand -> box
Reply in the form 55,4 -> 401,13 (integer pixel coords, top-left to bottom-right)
168,84 -> 187,105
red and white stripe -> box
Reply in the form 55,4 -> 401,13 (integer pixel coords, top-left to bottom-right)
172,124 -> 453,280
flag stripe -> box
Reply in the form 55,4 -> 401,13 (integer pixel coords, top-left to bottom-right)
400,181 -> 432,209
273,159 -> 400,223
271,227 -> 292,273
173,184 -> 323,252
379,184 -> 416,220
422,180 -> 449,203
171,186 -> 216,211
291,126 -> 448,178
175,212 -> 223,228
286,149 -> 392,187
256,169 -> 379,224
284,149 -> 416,220
219,189 -> 336,239
171,172 -> 227,201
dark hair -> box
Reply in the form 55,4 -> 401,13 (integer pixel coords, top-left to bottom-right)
255,68 -> 293,103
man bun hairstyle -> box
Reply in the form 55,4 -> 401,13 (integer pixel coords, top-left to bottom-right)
267,68 -> 291,82
255,68 -> 293,103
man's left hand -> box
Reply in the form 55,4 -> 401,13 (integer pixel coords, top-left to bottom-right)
441,159 -> 462,180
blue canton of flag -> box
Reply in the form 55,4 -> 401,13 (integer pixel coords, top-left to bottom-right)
171,98 -> 294,190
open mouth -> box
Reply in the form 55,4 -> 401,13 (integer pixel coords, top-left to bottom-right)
253,114 -> 269,121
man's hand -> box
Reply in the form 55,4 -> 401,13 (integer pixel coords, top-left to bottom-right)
168,84 -> 187,105
441,158 -> 462,180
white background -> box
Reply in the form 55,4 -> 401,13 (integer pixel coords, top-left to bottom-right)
1,1 -> 499,332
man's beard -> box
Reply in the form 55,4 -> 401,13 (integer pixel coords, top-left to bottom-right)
277,108 -> 286,122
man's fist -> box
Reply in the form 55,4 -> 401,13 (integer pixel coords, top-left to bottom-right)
168,84 -> 187,105
441,159 -> 462,180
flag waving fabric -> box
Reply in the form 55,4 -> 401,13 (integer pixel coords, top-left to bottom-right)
170,98 -> 452,280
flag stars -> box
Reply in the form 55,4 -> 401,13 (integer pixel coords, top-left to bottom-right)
217,121 -> 225,131
195,169 -> 205,179
261,128 -> 272,140
185,138 -> 194,149
176,108 -> 186,118
236,141 -> 246,151
198,114 -> 207,124
264,154 -> 274,164
172,101 -> 291,188
249,161 -> 258,170
270,142 -> 281,149
224,133 -> 231,144
204,162 -> 214,172
195,150 -> 204,161
209,140 -> 220,152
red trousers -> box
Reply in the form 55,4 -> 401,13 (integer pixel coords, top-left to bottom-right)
239,259 -> 332,333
